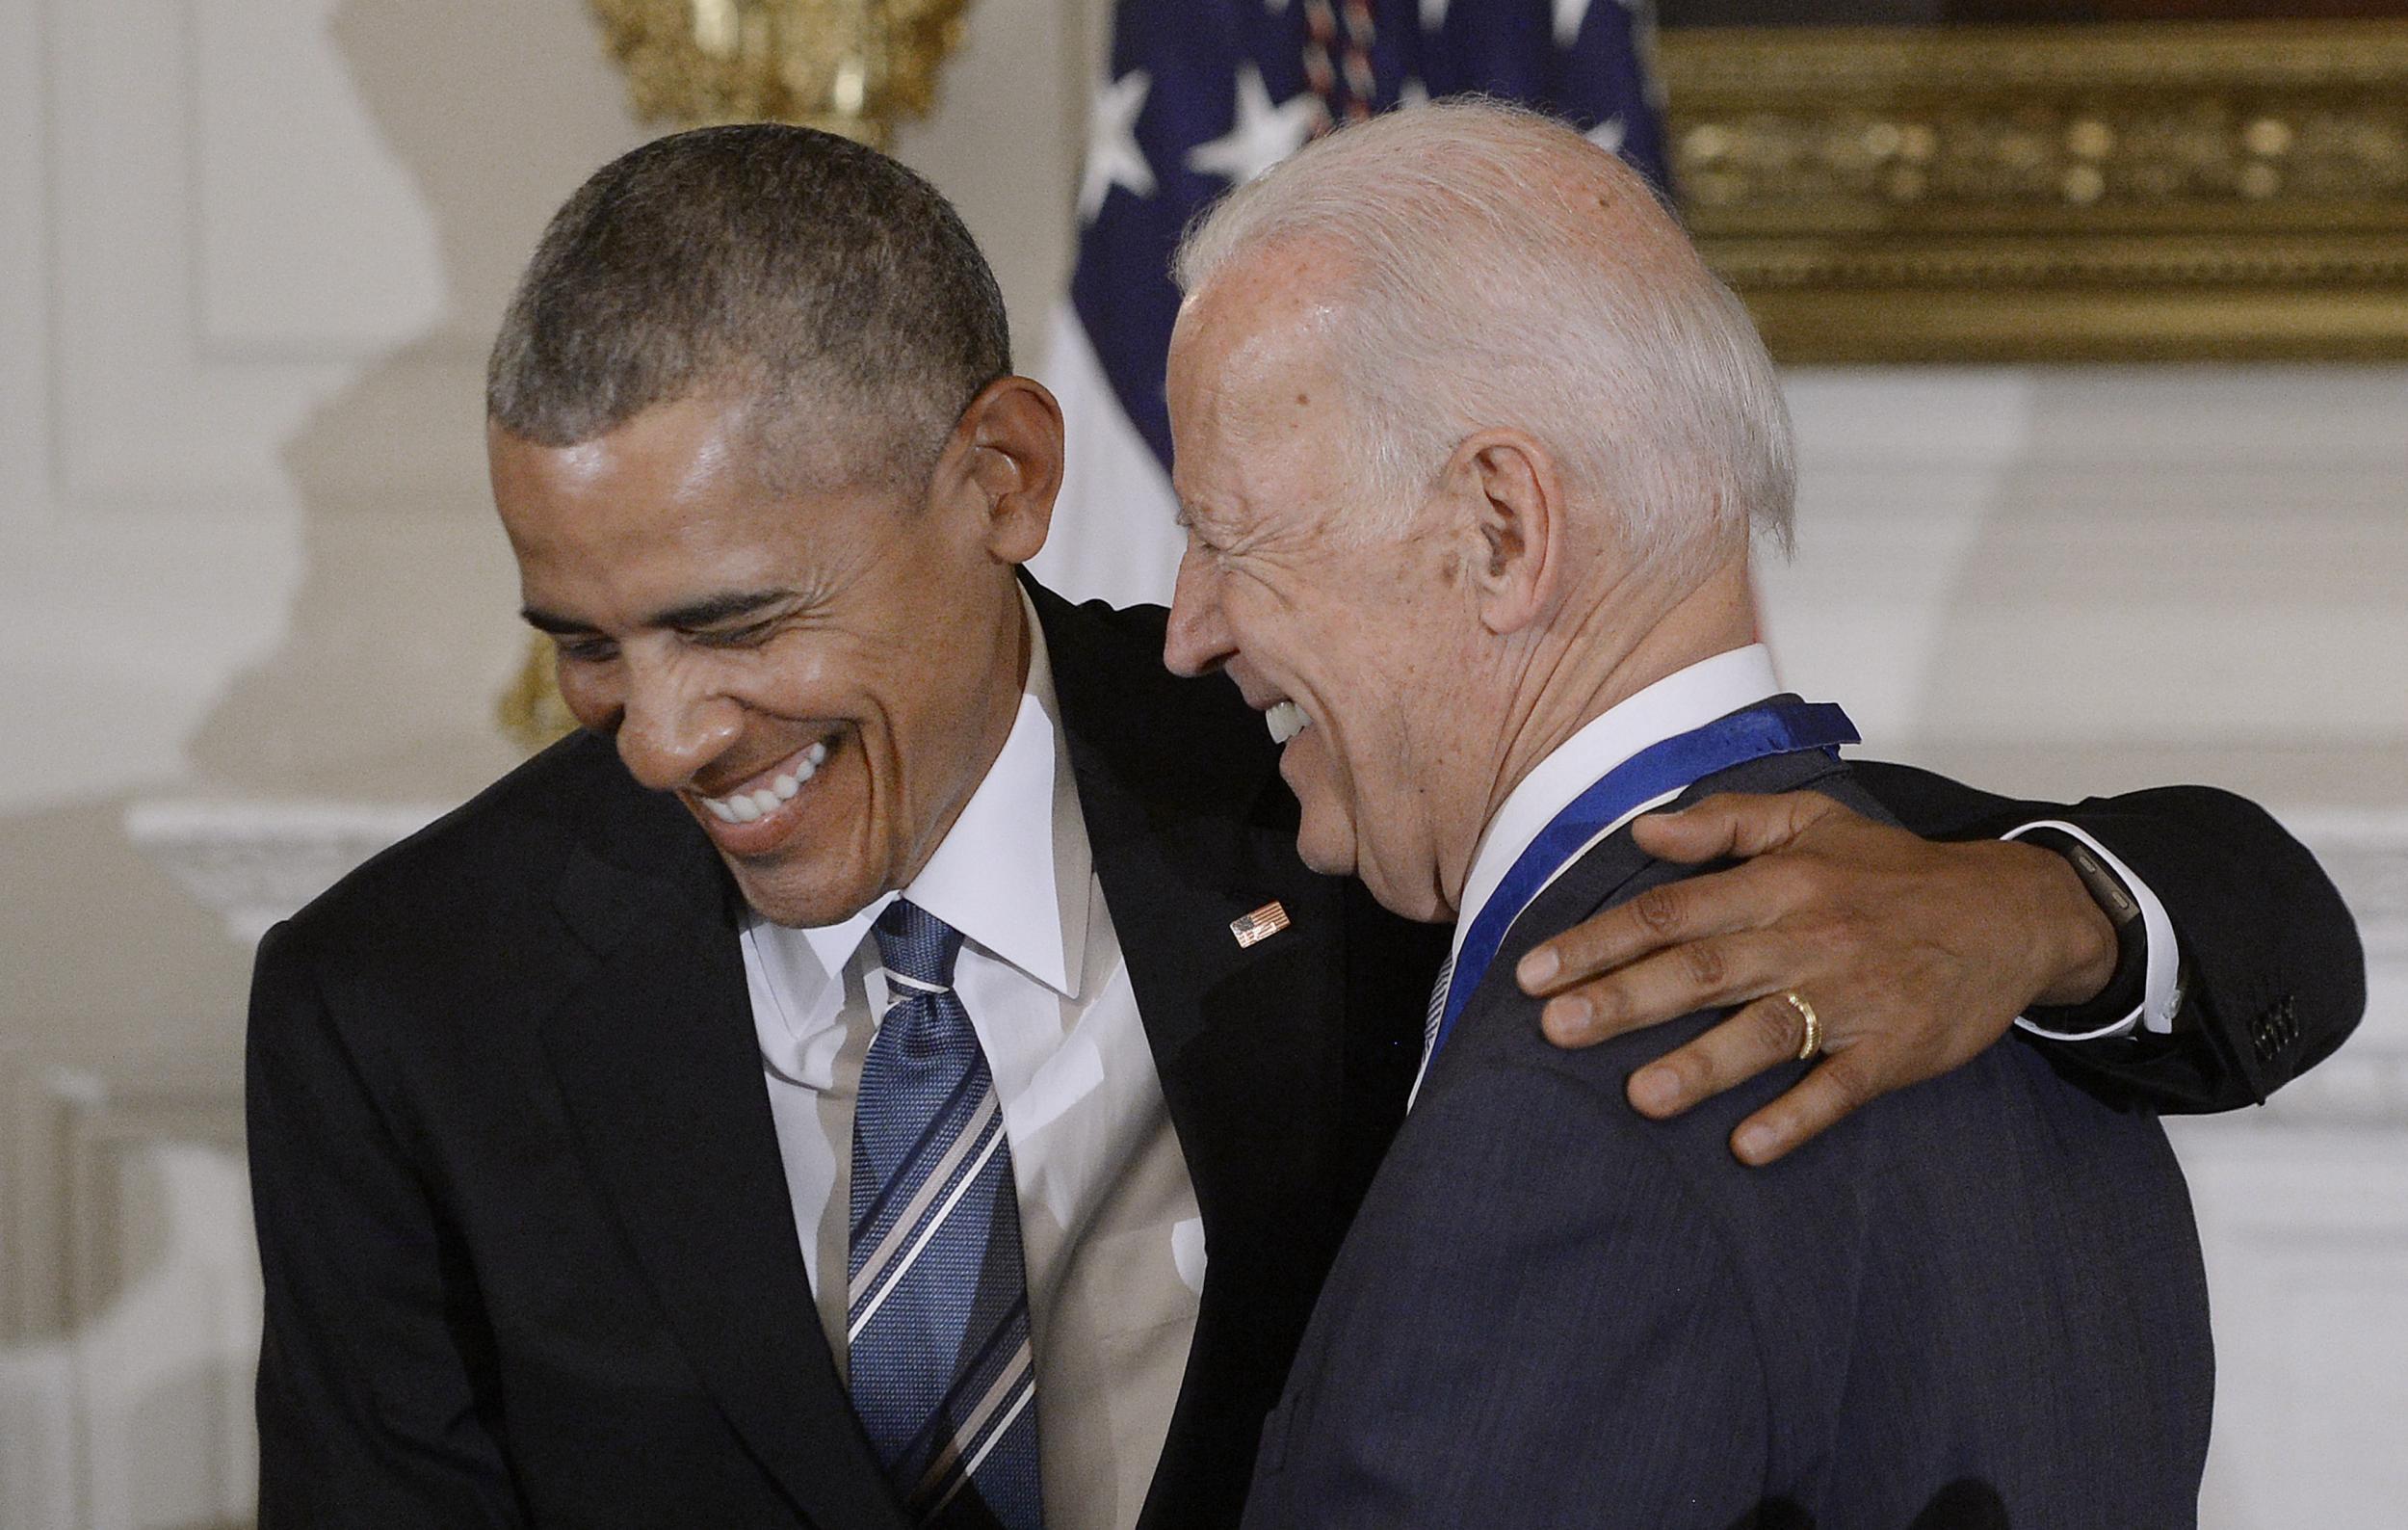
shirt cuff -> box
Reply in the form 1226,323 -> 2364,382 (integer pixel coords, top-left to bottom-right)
2002,819 -> 2182,1041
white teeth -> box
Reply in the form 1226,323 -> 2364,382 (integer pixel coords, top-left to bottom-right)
703,743 -> 830,825
1266,699 -> 1308,745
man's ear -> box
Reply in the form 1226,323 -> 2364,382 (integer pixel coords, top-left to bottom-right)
1446,429 -> 1562,637
931,376 -> 1064,567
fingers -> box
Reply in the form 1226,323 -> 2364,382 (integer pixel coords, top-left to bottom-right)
1728,1050 -> 1878,1166
1518,859 -> 1794,999
1539,928 -> 1800,1047
1622,992 -> 1816,1117
1517,793 -> 1859,999
1622,1003 -> 1881,1166
1630,790 -> 1844,865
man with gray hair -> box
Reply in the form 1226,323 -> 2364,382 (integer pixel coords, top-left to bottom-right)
1165,101 -> 2215,1526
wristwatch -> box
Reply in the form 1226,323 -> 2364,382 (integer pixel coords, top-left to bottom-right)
2015,827 -> 2164,1038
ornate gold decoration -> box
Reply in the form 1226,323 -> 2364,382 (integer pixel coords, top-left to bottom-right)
586,0 -> 975,147
1659,20 -> 2408,361
498,643 -> 583,755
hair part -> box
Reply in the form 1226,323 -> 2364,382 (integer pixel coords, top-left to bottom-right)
1172,99 -> 1794,573
487,123 -> 1011,494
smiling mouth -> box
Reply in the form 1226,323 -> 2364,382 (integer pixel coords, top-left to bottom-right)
1265,699 -> 1310,745
694,737 -> 835,825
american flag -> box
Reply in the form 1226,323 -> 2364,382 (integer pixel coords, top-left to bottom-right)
1229,900 -> 1294,948
1029,0 -> 1670,609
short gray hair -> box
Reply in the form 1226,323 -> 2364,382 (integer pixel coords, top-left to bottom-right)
1173,100 -> 1793,567
487,123 -> 1010,490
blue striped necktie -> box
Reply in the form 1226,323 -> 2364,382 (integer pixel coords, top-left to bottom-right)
848,900 -> 1044,1530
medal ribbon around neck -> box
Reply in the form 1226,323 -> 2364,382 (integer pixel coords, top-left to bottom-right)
1428,699 -> 1861,1070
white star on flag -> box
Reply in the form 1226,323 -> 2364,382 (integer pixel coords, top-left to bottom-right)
1587,115 -> 1625,153
1187,65 -> 1323,186
1400,76 -> 1430,110
1556,0 -> 1594,48
1079,69 -> 1156,224
1421,0 -> 1449,28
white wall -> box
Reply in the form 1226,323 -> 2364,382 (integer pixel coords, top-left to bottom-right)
1,0 -> 2401,1524
1759,365 -> 2408,1528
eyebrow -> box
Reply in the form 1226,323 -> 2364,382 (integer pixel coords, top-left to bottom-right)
519,588 -> 799,636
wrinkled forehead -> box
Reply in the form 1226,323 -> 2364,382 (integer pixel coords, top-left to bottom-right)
494,399 -> 916,597
1173,318 -> 1367,567
1173,276 -> 1359,462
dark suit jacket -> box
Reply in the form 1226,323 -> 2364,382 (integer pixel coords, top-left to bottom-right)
249,586 -> 2356,1528
248,585 -> 1441,1529
1242,749 -> 2216,1530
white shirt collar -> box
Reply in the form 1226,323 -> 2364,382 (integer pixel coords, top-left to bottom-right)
1451,644 -> 1781,961
778,588 -> 1087,1001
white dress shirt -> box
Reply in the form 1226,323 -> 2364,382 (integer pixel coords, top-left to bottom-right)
1417,645 -> 2177,1101
742,595 -> 1204,1530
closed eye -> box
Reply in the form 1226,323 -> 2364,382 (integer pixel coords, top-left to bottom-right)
551,635 -> 618,665
688,618 -> 782,649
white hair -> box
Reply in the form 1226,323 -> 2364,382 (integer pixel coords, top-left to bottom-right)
1172,99 -> 1794,571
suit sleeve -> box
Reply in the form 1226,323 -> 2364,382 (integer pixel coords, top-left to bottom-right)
1244,1058 -> 1773,1530
248,918 -> 528,1528
1846,761 -> 2365,1112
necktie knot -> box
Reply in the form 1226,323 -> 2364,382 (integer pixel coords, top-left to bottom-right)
873,898 -> 964,990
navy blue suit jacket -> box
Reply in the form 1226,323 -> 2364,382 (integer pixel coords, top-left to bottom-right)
1242,749 -> 2215,1530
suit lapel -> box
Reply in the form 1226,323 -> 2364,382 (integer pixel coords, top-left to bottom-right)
1031,580 -> 1354,1212
536,796 -> 909,1530
1068,738 -> 1353,1204
1034,581 -> 1403,1529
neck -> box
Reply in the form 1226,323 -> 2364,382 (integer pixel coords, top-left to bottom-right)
893,580 -> 1034,895
1437,555 -> 1758,913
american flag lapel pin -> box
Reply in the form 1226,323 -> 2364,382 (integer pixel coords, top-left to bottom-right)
1229,901 -> 1292,949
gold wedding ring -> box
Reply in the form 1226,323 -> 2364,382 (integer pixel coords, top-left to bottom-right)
1781,990 -> 1822,1061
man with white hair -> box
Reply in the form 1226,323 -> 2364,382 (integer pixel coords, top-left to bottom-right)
1165,101 -> 2215,1526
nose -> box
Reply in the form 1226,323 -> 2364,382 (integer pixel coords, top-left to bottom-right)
1163,547 -> 1234,678
615,655 -> 744,792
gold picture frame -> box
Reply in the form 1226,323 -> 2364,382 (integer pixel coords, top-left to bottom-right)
1656,19 -> 2408,360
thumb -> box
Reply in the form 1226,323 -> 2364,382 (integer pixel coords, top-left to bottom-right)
1632,791 -> 1839,864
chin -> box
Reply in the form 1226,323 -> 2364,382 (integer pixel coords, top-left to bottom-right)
1293,811 -> 1356,880
1355,864 -> 1445,925
728,853 -> 881,930
1296,841 -> 1351,879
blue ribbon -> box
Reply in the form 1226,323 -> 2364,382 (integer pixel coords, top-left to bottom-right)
1430,698 -> 1860,1068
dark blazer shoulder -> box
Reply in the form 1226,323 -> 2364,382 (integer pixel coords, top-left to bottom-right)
1028,577 -> 1284,823
290,731 -> 619,921
273,727 -> 721,1016
1251,749 -> 2212,1528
